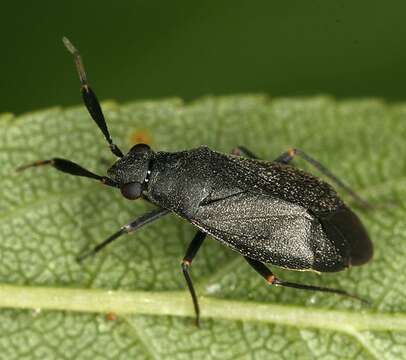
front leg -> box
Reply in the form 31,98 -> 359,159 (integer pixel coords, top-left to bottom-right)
77,208 -> 170,262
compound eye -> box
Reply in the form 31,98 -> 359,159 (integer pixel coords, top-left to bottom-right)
120,182 -> 142,200
129,143 -> 151,153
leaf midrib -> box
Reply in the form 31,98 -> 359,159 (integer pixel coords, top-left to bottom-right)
0,284 -> 404,333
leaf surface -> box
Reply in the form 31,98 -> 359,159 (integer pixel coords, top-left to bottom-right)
1,96 -> 406,359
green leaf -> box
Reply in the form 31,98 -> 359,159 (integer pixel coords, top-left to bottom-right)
1,95 -> 406,359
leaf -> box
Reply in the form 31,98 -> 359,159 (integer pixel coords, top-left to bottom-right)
1,95 -> 406,359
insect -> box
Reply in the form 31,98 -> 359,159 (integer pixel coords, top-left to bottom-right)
18,38 -> 373,326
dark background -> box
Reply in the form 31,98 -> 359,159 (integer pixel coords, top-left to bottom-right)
2,1 -> 406,114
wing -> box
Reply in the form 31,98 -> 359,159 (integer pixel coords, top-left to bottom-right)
215,152 -> 373,267
214,152 -> 345,215
191,190 -> 348,271
151,147 -> 371,270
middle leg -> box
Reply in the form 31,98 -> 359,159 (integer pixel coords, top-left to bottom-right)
181,145 -> 257,326
181,230 -> 207,327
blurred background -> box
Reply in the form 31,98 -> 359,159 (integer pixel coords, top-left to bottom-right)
1,0 -> 406,114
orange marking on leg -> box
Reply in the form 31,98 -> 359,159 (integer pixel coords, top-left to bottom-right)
182,259 -> 191,266
266,275 -> 275,284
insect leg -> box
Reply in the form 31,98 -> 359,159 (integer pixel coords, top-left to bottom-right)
16,158 -> 117,187
181,230 -> 207,327
274,148 -> 371,208
244,257 -> 368,304
77,208 -> 170,262
62,37 -> 124,158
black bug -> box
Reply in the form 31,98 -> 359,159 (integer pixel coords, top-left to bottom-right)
18,38 -> 373,326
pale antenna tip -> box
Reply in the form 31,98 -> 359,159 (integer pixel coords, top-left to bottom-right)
62,36 -> 77,54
